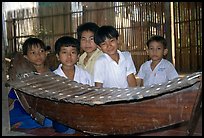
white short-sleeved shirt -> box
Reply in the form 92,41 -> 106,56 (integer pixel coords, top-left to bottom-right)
53,64 -> 93,86
94,50 -> 137,88
137,58 -> 179,87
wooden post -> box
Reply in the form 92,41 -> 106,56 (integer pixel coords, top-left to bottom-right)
2,3 -> 11,135
2,4 -> 30,135
164,2 -> 173,63
12,19 -> 17,52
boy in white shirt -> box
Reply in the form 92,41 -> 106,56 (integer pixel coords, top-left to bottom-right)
137,35 -> 179,87
53,36 -> 93,134
54,36 -> 93,85
93,25 -> 137,88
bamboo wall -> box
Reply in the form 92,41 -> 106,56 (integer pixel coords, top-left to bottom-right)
173,2 -> 202,72
3,2 -> 202,73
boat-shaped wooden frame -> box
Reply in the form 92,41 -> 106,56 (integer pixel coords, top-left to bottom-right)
8,71 -> 202,136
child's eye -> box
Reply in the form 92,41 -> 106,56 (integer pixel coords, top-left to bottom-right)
100,42 -> 106,46
71,51 -> 77,54
90,37 -> 94,41
100,42 -> 106,45
110,39 -> 114,42
81,38 -> 86,41
61,51 -> 67,54
40,49 -> 45,53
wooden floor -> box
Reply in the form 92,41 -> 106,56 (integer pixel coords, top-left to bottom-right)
10,112 -> 202,136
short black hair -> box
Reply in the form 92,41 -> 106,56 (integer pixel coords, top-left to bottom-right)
94,25 -> 119,46
77,22 -> 99,40
46,45 -> 51,51
54,36 -> 80,55
146,35 -> 167,49
22,37 -> 46,55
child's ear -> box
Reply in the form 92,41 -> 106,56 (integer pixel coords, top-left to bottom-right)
164,48 -> 168,56
146,49 -> 149,55
45,51 -> 48,56
97,46 -> 101,50
56,54 -> 60,61
24,55 -> 28,60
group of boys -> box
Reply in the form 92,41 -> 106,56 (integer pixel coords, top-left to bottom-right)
8,22 -> 178,134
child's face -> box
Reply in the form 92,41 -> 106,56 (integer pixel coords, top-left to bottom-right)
147,41 -> 168,61
57,46 -> 79,67
99,38 -> 118,56
25,44 -> 47,66
80,31 -> 98,53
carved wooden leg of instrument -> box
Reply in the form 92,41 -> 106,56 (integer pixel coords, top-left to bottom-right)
15,90 -> 46,126
186,81 -> 202,136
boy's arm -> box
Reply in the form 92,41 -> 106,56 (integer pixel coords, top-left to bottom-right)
93,56 -> 105,88
127,73 -> 137,87
136,77 -> 143,87
136,62 -> 145,87
166,62 -> 179,80
95,82 -> 103,88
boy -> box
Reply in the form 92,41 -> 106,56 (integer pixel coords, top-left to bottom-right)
8,37 -> 52,129
54,36 -> 93,85
93,25 -> 137,88
22,37 -> 49,73
53,36 -> 93,134
77,22 -> 103,76
137,35 -> 179,87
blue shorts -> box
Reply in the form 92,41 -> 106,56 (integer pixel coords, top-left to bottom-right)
9,89 -> 52,129
53,121 -> 76,134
